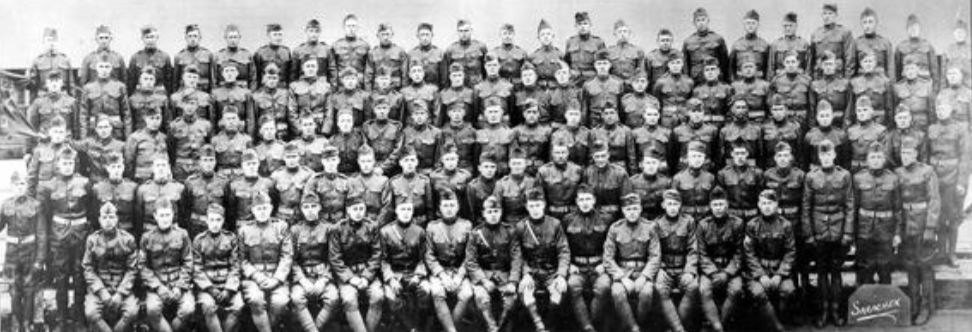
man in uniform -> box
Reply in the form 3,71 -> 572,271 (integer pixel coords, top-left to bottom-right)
894,136 -> 940,324
692,58 -> 732,128
894,57 -> 935,129
565,12 -> 606,85
270,143 -> 315,224
136,156 -> 186,235
445,19 -> 488,87
853,142 -> 900,285
28,72 -> 79,141
563,186 -> 612,332
367,23 -> 409,90
409,23 -> 446,87
29,28 -> 73,96
538,143 -> 584,221
493,24 -> 528,85
684,8 -> 730,84
583,142 -> 631,221
803,139 -> 854,327
761,96 -> 804,169
227,149 -> 274,228
375,197 -> 430,331
630,148 -> 671,220
730,57 -> 772,123
696,187 -> 744,331
744,190 -> 797,331
768,13 -> 810,78
804,101 -> 850,168
846,96 -> 888,173
82,202 -> 139,332
672,141 -> 717,220
810,3 -> 855,79
381,146 -> 435,225
193,204 -> 245,332
128,25 -> 173,92
291,19 -> 331,82
603,193 -> 661,332
583,55 -> 623,129
184,145 -> 230,237
895,15 -> 939,90
1,172 -> 46,332
430,143 -> 474,218
770,52 -> 813,127
124,106 -> 167,182
80,25 -> 126,84
647,29 -> 681,88
330,14 -> 370,87
465,196 -> 521,332
329,196 -> 381,332
493,147 -> 539,224
175,24 -> 217,92
169,93 -> 214,181
140,200 -> 194,332
290,192 -> 339,332
424,189 -> 474,332
730,10 -> 770,81
653,57 -> 694,127
26,116 -> 73,195
853,8 -> 894,80
81,56 -> 131,140
653,189 -> 699,332
516,189 -> 570,332
718,101 -> 762,168
633,106 -> 675,174
216,24 -> 256,88
607,20 -> 646,88
530,19 -> 564,88
306,145 -> 361,223
762,142 -> 807,299
944,19 -> 971,88
717,141 -> 764,220
238,192 -> 292,332
928,102 -> 969,265
810,52 -> 853,126
352,145 -> 389,221
467,153 -> 499,223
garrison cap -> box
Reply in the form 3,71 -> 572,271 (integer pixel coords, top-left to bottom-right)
141,106 -> 162,117
688,140 -> 707,154
264,62 -> 281,75
702,56 -> 720,68
266,23 -> 283,32
895,103 -> 912,115
520,61 -> 536,73
449,62 -> 464,73
410,100 -> 429,113
693,7 -> 708,19
860,7 -> 877,19
100,202 -> 118,216
614,20 -> 628,30
207,203 -> 225,217
358,144 -> 375,157
339,67 -> 358,78
574,11 -> 590,23
633,70 -> 648,79
417,22 -> 433,32
441,142 -> 459,156
595,50 -> 611,62
155,199 -> 174,212
283,142 -> 300,154
644,147 -> 664,160
867,141 -> 885,155
855,95 -> 873,109
46,71 -> 63,81
770,94 -> 787,107
575,183 -> 594,197
140,25 -> 157,36
662,189 -> 682,202
500,23 -> 514,32
302,191 -> 321,205
817,139 -> 836,154
96,25 -> 111,35
321,145 -> 339,159
457,19 -> 471,27
823,3 -> 838,13
399,145 -> 418,158
372,96 -> 391,108
439,188 -> 458,202
816,99 -> 833,112
774,142 -> 792,154
48,115 -> 67,129
590,140 -> 609,153
622,193 -> 641,207
710,186 -> 728,202
306,19 -> 321,29
105,151 -> 124,165
758,189 -> 778,201
784,12 -> 798,23
346,194 -> 365,207
483,96 -> 504,109
479,151 -> 498,165
183,64 -> 200,75
199,144 -> 216,158
185,24 -> 201,34
225,24 -> 241,33
241,149 -> 259,163
903,53 -> 923,66
509,146 -> 527,160
395,195 -> 415,206
523,98 -> 539,112
483,195 -> 501,210
900,136 -> 921,152
538,19 -> 552,33
744,10 -> 760,21
525,188 -> 545,201
378,23 -> 393,32
687,98 -> 704,111
253,191 -> 272,206
907,14 -> 920,27
57,147 -> 77,161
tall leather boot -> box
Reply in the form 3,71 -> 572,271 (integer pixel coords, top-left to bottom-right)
475,291 -> 499,332
914,267 -> 935,325
813,272 -> 829,328
523,297 -> 548,332
315,297 -> 336,330
571,288 -> 596,332
831,272 -> 846,326
497,293 -> 516,331
611,285 -> 639,332
659,296 -> 686,332
760,301 -> 785,332
700,288 -> 724,332
294,307 -> 318,332
433,294 -> 458,332
344,303 -> 368,332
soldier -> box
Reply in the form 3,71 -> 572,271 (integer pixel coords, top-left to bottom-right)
803,140 -> 854,327
193,204 -> 244,332
550,102 -> 593,166
562,186 -> 612,332
530,19 -> 564,89
271,143 -> 315,224
424,189 -> 474,332
79,115 -> 126,182
537,143 -> 583,220
467,153 -> 499,223
81,56 -> 131,140
306,146 -> 361,223
621,71 -> 661,129
944,19 -> 971,88
440,103 -> 477,173
493,147 -> 538,224
324,67 -> 369,136
367,23 -> 408,90
718,141 -> 764,220
894,136 -> 940,324
124,104 -> 167,182
330,14 -> 370,87
465,196 -> 521,332
928,102 -> 969,265
29,28 -> 73,96
430,144 -> 474,218
516,189 -> 570,332
39,147 -> 91,326
170,66 -> 215,123
548,61 -> 585,126
328,196 -> 381,332
26,111 -> 75,192
652,56 -> 694,127
380,146 -> 435,225
253,114 -> 287,176
169,95 -> 213,181
846,96 -> 888,173
730,10 -> 770,81
493,24 -> 527,85
82,202 -> 138,332
850,51 -> 893,125
409,23 -> 446,87
331,110 -> 367,174
238,192 -> 292,332
372,68 -> 407,122
475,98 -> 514,174
762,142 -> 807,297
696,187 -> 744,331
80,26 -> 126,85
632,105 -> 675,174
291,57 -> 332,136
512,99 -> 553,174
212,64 -> 257,137
402,61 -> 441,123
445,19 -> 488,86
770,51 -> 813,126
140,200 -> 194,332
630,149 -> 671,220
474,55 -> 514,126
227,149 -> 274,228
393,102 -> 444,174
514,64 -> 551,126
744,190 -> 796,331
893,58 -> 934,129
583,51 -> 623,128
291,19 -> 331,83
215,24 -> 256,88
376,197 -> 431,331
175,25 -> 217,92
1,172 -> 47,332
653,189 -> 698,332
362,99 -> 403,173
294,113 -> 329,172
290,192 -> 339,332
253,24 -> 293,88
730,55 -> 771,122
129,67 -> 170,131
672,141 -> 716,220
584,141 -> 631,221
565,11 -> 606,85
937,66 -> 972,127
768,13 -> 810,79
647,29 -> 682,88
607,20 -> 646,88
211,110 -> 253,178
853,8 -> 894,80
888,105 -> 929,166
439,65 -> 475,126
92,152 -> 138,234
353,145 -> 390,221
895,15 -> 939,90
184,145 -> 231,237
762,96 -> 804,168
853,142 -> 900,285
692,58 -> 732,128
805,101 -> 850,168
601,193 -> 660,332
28,72 -> 79,141
592,105 -> 636,173
135,156 -> 186,235
810,3 -> 855,78
719,100 -> 762,167
810,51 -> 853,126
684,7 -> 730,83
128,25 -> 173,93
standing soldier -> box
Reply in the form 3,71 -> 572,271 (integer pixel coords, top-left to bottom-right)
430,144 -> 474,218
294,113 -> 329,172
140,200 -> 194,332
652,56 -> 694,127
530,19 -> 563,89
328,197 -> 381,332
291,19 -> 331,83
29,28 -> 73,96
516,189 -> 570,332
672,141 -> 716,220
215,24 -> 256,88
409,23 -> 446,87
353,145 -> 390,221
550,102 -> 593,166
380,146 -> 435,225
647,29 -> 681,88
846,96 -> 888,173
730,55 -> 771,123
730,10 -> 770,81
493,24 -> 528,85
770,52 -> 813,127
810,3 -> 855,79
514,65 -> 551,126
928,103 -> 970,265
135,156 -> 186,235
602,193 -> 661,332
330,14 -> 370,87
92,152 -> 138,234
607,20 -> 646,89
396,102 -> 445,174
128,67 -> 170,130
937,66 -> 972,127
175,25 -> 217,92
439,103 -> 477,174
583,142 -> 631,221
684,7 -> 730,84
944,19 -> 971,88
402,63 -> 441,123
227,149 -> 274,228
537,143 -> 584,220
290,192 -> 339,332
744,190 -> 797,331
82,202 -> 139,332
474,55 -> 513,126
330,110 -> 367,174
762,142 -> 807,298
565,12 -> 606,85
375,198 -> 431,332
850,51 -> 893,125
1,172 -> 47,332
853,142 -> 900,285
630,149 -> 671,220
28,72 -> 79,140
372,69 -> 407,122
718,101 -> 762,167
761,97 -> 804,168
692,58 -> 732,128
805,101 -> 850,168
238,192 -> 292,332
632,106 -> 675,174
621,71 -> 660,128
82,56 -> 131,140
170,66 -> 215,123
465,196 -> 521,332
324,68 -> 369,136
212,64 -> 256,137
80,26 -> 126,85
492,147 -> 538,224
306,146 -> 361,224
803,140 -> 854,327
853,8 -> 894,80
271,143 -> 315,224
467,153 -> 499,223
894,136 -> 940,324
445,19 -> 488,87
810,52 -> 853,126
253,65 -> 297,141
696,187 -> 744,331
128,25 -> 173,93
184,145 -> 231,237
562,186 -> 612,332
291,58 -> 331,136
169,94 -> 213,181
211,110 -> 253,178
887,105 -> 929,166
438,65 -> 475,126
475,99 -> 514,174
653,190 -> 698,332
548,62 -> 584,126
895,15 -> 939,90
193,204 -> 245,332
591,105 -> 636,174
583,51 -> 623,128
717,141 -> 764,220
78,116 -> 126,182
425,189 -> 475,332
367,23 -> 409,90
253,24 -> 292,88
768,13 -> 810,79
123,105 -> 166,182
893,57 -> 935,129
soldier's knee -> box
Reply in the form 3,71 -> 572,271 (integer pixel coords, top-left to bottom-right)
457,284 -> 474,301
779,280 -> 796,298
748,283 -> 768,303
611,282 -> 628,299
290,286 -> 308,309
145,294 -> 164,319
567,275 -> 584,291
199,296 -> 218,317
270,289 -> 290,309
593,278 -> 611,296
176,297 -> 196,319
120,297 -> 139,320
323,284 -> 339,303
84,304 -> 102,322
429,282 -> 447,299
727,278 -> 744,297
473,286 -> 489,300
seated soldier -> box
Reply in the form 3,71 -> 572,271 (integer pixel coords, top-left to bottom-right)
375,197 -> 431,331
193,204 -> 245,332
603,193 -> 661,332
745,190 -> 797,332
329,196 -> 381,332
82,202 -> 139,332
290,192 -> 339,332
465,196 -> 521,332
425,189 -> 475,332
516,188 -> 570,332
238,192 -> 292,332
140,200 -> 194,332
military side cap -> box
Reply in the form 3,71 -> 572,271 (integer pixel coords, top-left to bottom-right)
48,115 -> 67,128
774,142 -> 792,154
575,11 -> 590,23
816,99 -> 833,111
867,141 -> 885,154
340,67 -> 358,78
302,191 -> 321,205
322,145 -> 339,159
614,20 -> 628,30
484,52 -> 500,63
575,183 -> 594,196
199,144 -> 216,157
739,53 -> 757,65
823,3 -> 838,13
155,199 -> 174,212
702,56 -> 720,68
622,193 -> 641,207
483,96 -> 504,109
521,61 -> 536,73
283,142 -> 300,154
395,195 -> 415,206
855,96 -> 873,109
358,144 -> 375,156
441,142 -> 459,156
860,7 -> 877,19
688,140 -> 707,154
207,203 -> 225,217
644,147 -> 664,160
687,98 -> 704,111
710,186 -> 728,202
242,149 -> 259,162
183,64 -> 200,75
439,188 -> 458,201
662,189 -> 682,202
253,191 -> 272,206
225,24 -> 241,33
903,53 -> 923,66
411,100 -> 429,113
418,22 -> 433,32
46,70 -> 63,81
525,188 -> 545,201
817,139 -> 835,153
141,66 -> 157,77
96,25 -> 111,35
900,136 -> 921,152
264,62 -> 281,75
633,70 -> 648,79
399,145 -> 418,158
306,19 -> 321,29
770,94 -> 787,107
373,96 -> 391,108
449,62 -> 464,73
266,23 -> 283,32
595,50 -> 611,62
758,189 -> 777,201
907,14 -> 920,27
523,98 -> 540,111
479,151 -> 497,165
483,195 -> 501,209
693,7 -> 708,19
100,202 -> 118,216
591,140 -> 609,153
500,23 -> 514,32
378,23 -> 393,33
105,151 -> 124,165
58,147 -> 77,160
509,146 -> 527,160
784,12 -> 798,23
744,10 -> 760,21
185,24 -> 200,34
141,25 -> 157,36
538,19 -> 552,33
896,103 -> 912,115
347,194 -> 365,207
457,19 -> 471,27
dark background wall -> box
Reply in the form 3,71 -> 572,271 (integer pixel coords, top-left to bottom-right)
0,0 -> 969,68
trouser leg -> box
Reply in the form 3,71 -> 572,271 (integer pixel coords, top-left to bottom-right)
290,284 -> 317,332
338,284 -> 368,332
473,285 -> 498,332
698,276 -> 724,332
314,284 -> 338,330
568,273 -> 594,331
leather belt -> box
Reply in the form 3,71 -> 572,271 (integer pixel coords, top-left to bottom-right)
6,234 -> 36,244
548,205 -> 573,214
53,216 -> 87,226
902,202 -> 928,211
572,256 -> 601,265
859,209 -> 893,218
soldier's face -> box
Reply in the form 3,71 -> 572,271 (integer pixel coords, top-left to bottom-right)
142,31 -> 159,48
478,162 -> 497,178
153,160 -> 170,180
449,71 -> 465,87
485,107 -> 502,123
207,214 -> 224,232
146,114 -> 162,130
644,108 -> 660,125
538,29 -> 554,45
860,56 -> 876,72
817,108 -> 833,126
139,73 -> 156,88
667,59 -> 684,74
94,119 -> 114,138
565,109 -> 581,125
771,105 -> 787,121
396,203 -> 414,223
658,34 -> 674,50
96,32 -> 112,48
555,66 -> 571,83
399,155 -> 418,173
856,106 -> 872,122
821,59 -> 837,75
694,16 -> 709,31
642,157 -> 659,174
955,27 -> 969,42
732,102 -> 749,119
347,203 -> 366,221
687,151 -> 705,168
861,16 -> 878,34
186,30 -> 201,47
96,62 -> 112,78
261,73 -> 279,89
524,108 -> 539,124
105,162 -> 124,179
903,64 -> 919,80
49,126 -> 67,143
457,24 -> 472,41
731,148 -> 749,166
758,198 -> 777,216
485,61 -> 500,76
663,199 -> 681,217
774,151 -> 792,168
222,67 -> 239,82
305,27 -> 321,41
57,158 -> 75,176
603,110 -> 618,125
242,160 -> 259,176
526,200 -> 545,218
822,10 -> 837,24
303,61 -> 319,77
867,152 -> 886,170
615,27 -> 631,41
322,156 -> 339,173
576,20 -> 592,35
184,73 -> 200,88
441,153 -> 459,170
301,202 -> 321,222
500,29 -> 515,44
252,203 -> 272,222
341,75 -> 358,89
936,104 -> 953,120
784,56 -> 799,71
894,111 -> 912,128
155,208 -> 174,230
411,110 -> 429,125
908,24 -> 921,38
358,154 -> 375,173
45,78 -> 63,92
710,199 -> 728,217
483,207 -> 502,224
741,63 -> 755,77
703,66 -> 719,81
376,75 -> 391,89
632,78 -> 648,92
225,31 -> 241,47
818,150 -> 836,167
743,19 -> 759,34
684,109 -> 701,123
509,158 -> 526,174
595,60 -> 611,74
344,19 -> 359,37
378,30 -> 393,45
268,31 -> 284,45
338,114 -> 354,133
199,156 -> 216,172
13,178 -> 27,196
576,193 -> 595,212
782,21 -> 797,36
900,149 -> 918,165
284,152 -> 300,168
440,199 -> 459,218
521,70 -> 537,86
417,29 -> 433,45
409,66 -> 425,83
551,146 -> 569,164
448,107 -> 465,123
947,68 -> 963,85
99,211 -> 118,230
592,151 -> 609,167
623,204 -> 642,222
373,106 -> 390,120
